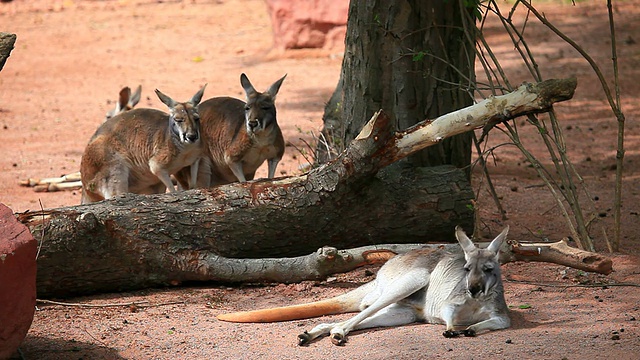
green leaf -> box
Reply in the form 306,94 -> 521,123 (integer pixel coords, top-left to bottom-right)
412,51 -> 427,62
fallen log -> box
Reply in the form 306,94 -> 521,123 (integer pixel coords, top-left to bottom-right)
16,78 -> 586,298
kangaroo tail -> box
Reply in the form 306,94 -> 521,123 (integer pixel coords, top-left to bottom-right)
217,281 -> 376,323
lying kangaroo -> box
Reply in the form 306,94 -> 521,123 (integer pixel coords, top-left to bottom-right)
217,226 -> 511,346
105,85 -> 142,121
80,85 -> 207,204
175,73 -> 286,188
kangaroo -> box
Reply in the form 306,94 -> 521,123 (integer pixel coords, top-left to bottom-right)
80,85 -> 207,204
175,73 -> 286,188
29,85 -> 145,193
105,85 -> 142,122
216,226 -> 511,346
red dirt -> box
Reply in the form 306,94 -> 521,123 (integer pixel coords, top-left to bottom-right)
1,1 -> 639,359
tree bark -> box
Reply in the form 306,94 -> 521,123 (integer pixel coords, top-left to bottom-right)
0,32 -> 17,73
19,78 -> 578,298
320,0 -> 475,173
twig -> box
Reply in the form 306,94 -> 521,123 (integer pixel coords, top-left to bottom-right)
603,227 -> 613,254
36,299 -> 189,309
472,133 -> 507,220
35,200 -> 45,260
506,278 -> 640,289
289,141 -> 315,171
36,299 -> 151,308
607,0 -> 624,252
316,131 -> 335,162
540,202 -> 559,216
82,326 -> 109,348
518,0 -> 626,251
137,300 -> 186,308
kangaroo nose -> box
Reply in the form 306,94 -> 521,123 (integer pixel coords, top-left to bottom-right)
248,119 -> 260,130
185,133 -> 199,143
468,284 -> 484,298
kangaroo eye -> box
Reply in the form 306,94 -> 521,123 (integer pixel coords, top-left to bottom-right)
244,106 -> 251,111
483,265 -> 494,272
464,265 -> 471,272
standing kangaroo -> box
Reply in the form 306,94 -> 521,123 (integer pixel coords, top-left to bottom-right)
33,85 -> 144,192
217,226 -> 511,346
80,85 -> 207,204
175,73 -> 286,188
105,85 -> 142,122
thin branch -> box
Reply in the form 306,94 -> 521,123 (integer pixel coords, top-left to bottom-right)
607,0 -> 625,252
472,133 -> 507,220
36,299 -> 187,309
36,299 -> 151,308
35,200 -> 45,260
505,279 -> 640,289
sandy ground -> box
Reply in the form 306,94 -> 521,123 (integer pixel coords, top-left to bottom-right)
1,0 -> 640,359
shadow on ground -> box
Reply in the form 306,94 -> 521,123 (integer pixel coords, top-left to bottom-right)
16,336 -> 123,360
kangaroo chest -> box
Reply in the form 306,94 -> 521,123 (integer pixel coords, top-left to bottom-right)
242,143 -> 278,168
418,261 -> 499,329
238,129 -> 280,170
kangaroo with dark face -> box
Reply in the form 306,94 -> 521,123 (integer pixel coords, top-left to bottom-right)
175,73 -> 285,188
217,226 -> 511,346
81,85 -> 206,204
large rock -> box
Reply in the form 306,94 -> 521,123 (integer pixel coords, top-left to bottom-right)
0,204 -> 36,359
265,0 -> 349,50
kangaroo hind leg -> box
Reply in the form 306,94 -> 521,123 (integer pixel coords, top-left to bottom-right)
301,268 -> 430,346
99,163 -> 129,199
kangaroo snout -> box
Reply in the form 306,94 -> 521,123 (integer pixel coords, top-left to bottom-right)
247,118 -> 261,131
183,131 -> 199,143
468,283 -> 485,298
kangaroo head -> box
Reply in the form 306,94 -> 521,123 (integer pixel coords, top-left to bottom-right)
155,84 -> 207,144
240,73 -> 286,135
455,226 -> 509,299
105,85 -> 142,122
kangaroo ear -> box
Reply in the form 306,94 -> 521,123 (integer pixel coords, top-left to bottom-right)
190,84 -> 207,106
266,74 -> 287,100
455,226 -> 476,253
487,226 -> 509,254
117,87 -> 132,111
240,73 -> 257,100
129,85 -> 142,108
155,89 -> 176,108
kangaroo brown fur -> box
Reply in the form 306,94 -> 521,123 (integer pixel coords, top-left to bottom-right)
80,85 -> 206,204
175,73 -> 285,188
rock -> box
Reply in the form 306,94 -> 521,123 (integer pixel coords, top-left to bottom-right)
264,0 -> 349,50
0,203 -> 37,359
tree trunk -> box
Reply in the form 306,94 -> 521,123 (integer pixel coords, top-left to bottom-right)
19,78 -> 578,298
0,32 -> 17,73
320,0 -> 475,173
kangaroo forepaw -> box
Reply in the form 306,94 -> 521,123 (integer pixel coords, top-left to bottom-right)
463,328 -> 476,337
330,333 -> 347,346
443,329 -> 461,338
298,331 -> 312,346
